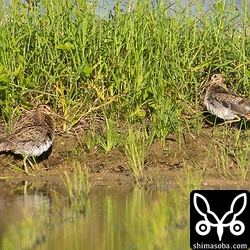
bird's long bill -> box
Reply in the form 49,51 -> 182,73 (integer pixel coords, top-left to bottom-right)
203,79 -> 213,88
198,79 -> 212,91
50,111 -> 71,123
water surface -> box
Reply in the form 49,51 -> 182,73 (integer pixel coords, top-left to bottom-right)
0,181 -> 189,250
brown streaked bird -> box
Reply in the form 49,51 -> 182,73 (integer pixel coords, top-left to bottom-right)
204,74 -> 250,124
0,104 -> 67,174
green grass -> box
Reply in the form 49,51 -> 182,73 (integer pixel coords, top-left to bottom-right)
1,0 -> 249,122
61,162 -> 91,202
124,126 -> 147,185
176,163 -> 203,197
233,128 -> 250,180
0,0 -> 250,180
98,115 -> 119,152
60,162 -> 91,217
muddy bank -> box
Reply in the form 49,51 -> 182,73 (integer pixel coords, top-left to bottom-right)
0,123 -> 250,189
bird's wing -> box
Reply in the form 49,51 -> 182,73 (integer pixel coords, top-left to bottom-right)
1,126 -> 53,144
213,91 -> 250,115
14,112 -> 37,132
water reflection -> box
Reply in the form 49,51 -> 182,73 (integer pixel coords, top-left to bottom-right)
0,182 -> 189,250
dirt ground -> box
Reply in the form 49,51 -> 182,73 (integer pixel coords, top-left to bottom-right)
0,118 -> 250,191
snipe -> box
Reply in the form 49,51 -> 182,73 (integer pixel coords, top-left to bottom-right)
0,104 -> 66,174
204,74 -> 250,124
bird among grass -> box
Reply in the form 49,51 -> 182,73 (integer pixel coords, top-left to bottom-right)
204,74 -> 250,124
0,104 -> 68,174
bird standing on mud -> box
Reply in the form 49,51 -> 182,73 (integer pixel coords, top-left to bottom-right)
0,104 -> 66,174
204,74 -> 250,124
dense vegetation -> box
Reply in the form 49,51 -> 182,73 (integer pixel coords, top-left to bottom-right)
0,0 -> 249,138
0,4 -> 250,246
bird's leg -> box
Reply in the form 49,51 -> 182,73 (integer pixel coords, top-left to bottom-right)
23,155 -> 37,175
27,156 -> 38,171
23,156 -> 30,175
218,116 -> 241,125
23,180 -> 28,195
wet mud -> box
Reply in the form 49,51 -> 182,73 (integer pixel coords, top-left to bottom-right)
0,122 -> 250,190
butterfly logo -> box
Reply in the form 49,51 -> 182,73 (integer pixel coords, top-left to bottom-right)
193,193 -> 247,241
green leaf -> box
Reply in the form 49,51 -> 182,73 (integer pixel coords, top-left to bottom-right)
0,83 -> 8,90
83,65 -> 94,77
130,108 -> 146,118
56,42 -> 74,50
0,74 -> 9,83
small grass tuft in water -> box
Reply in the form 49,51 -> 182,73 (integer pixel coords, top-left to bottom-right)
176,163 -> 203,197
61,162 -> 91,203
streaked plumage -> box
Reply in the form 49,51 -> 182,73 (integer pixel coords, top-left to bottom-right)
0,104 -> 65,173
204,74 -> 250,123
